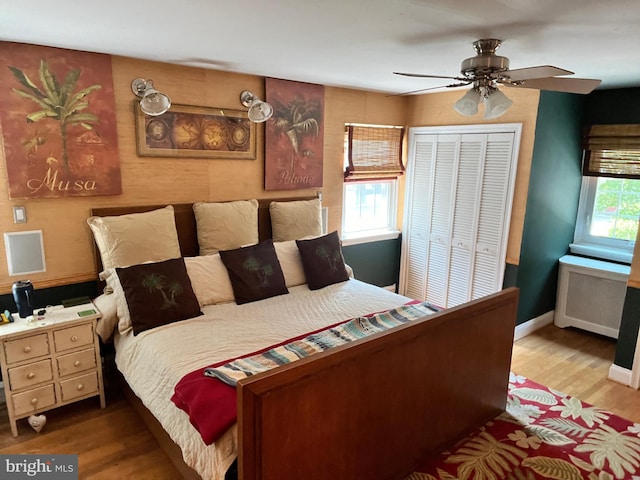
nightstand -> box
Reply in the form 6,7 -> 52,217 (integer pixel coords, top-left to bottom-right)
0,303 -> 105,436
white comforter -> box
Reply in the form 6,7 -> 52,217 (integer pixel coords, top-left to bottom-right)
114,279 -> 411,480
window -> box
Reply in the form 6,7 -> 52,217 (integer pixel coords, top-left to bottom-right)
572,125 -> 640,263
342,179 -> 397,237
572,177 -> 639,263
341,124 -> 403,243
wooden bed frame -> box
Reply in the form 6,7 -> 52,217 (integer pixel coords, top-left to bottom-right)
90,199 -> 518,480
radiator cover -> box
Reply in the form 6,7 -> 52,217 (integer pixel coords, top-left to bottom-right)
555,255 -> 630,339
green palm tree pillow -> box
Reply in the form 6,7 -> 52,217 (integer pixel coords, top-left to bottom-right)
219,239 -> 289,305
116,258 -> 203,335
296,231 -> 349,290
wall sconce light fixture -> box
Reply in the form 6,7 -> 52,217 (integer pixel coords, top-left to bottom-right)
131,78 -> 171,116
240,90 -> 273,123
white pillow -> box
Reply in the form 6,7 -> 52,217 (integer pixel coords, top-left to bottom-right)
100,268 -> 132,334
184,254 -> 235,306
270,198 -> 322,242
193,200 -> 259,255
87,206 -> 181,271
93,293 -> 118,343
274,240 -> 308,287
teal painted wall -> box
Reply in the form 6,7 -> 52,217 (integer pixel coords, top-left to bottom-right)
615,286 -> 640,369
342,237 -> 402,289
515,91 -> 585,324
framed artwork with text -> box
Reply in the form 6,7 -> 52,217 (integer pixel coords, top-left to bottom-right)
265,78 -> 324,190
0,42 -> 122,199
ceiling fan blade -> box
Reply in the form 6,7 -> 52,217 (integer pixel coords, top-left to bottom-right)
505,66 -> 574,81
389,81 -> 472,97
503,77 -> 602,94
394,72 -> 468,82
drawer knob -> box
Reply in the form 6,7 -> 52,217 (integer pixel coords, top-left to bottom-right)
31,398 -> 38,405
76,383 -> 84,391
74,360 -> 81,367
23,346 -> 31,353
27,372 -> 35,379
71,335 -> 78,342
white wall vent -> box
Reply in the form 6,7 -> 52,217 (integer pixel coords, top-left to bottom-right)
554,255 -> 630,339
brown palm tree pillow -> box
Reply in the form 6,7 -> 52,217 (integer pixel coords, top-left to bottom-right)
296,231 -> 349,290
219,239 -> 289,305
116,258 -> 202,335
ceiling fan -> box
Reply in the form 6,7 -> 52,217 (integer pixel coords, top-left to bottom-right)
394,39 -> 601,118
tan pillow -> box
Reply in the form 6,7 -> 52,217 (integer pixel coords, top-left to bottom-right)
87,206 -> 181,271
193,200 -> 259,255
184,254 -> 235,306
270,198 -> 322,242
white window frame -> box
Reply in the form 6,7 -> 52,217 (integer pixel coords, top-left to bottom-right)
570,176 -> 637,264
341,178 -> 400,246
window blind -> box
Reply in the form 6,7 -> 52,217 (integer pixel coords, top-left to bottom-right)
344,124 -> 404,180
583,124 -> 640,179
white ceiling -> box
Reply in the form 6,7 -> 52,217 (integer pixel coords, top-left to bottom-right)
2,0 -> 640,96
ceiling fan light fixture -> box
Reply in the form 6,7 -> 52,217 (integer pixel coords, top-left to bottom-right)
131,78 -> 171,116
240,90 -> 274,123
483,88 -> 513,119
454,88 -> 481,116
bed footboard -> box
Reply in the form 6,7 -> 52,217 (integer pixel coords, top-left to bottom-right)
238,287 -> 518,480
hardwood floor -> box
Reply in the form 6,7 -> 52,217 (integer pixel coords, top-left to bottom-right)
511,323 -> 640,423
0,323 -> 638,479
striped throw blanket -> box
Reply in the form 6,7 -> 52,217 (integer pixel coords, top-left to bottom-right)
204,302 -> 438,386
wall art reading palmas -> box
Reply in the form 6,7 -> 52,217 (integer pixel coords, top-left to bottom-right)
265,78 -> 324,190
0,42 -> 122,199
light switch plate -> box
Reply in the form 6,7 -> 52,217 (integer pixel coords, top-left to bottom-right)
12,205 -> 26,224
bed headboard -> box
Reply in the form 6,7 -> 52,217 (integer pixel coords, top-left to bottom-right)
89,196 -> 317,275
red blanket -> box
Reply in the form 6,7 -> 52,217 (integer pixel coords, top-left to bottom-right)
171,301 -> 426,445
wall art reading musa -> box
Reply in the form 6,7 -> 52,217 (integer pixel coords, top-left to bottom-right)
265,78 -> 324,190
0,42 -> 122,199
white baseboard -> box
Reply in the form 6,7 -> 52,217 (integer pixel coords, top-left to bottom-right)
608,363 -> 632,386
514,310 -> 555,341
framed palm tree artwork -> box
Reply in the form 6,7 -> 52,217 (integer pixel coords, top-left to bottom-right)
265,78 -> 324,190
0,42 -> 122,199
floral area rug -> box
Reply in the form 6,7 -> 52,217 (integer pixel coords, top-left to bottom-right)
407,373 -> 640,480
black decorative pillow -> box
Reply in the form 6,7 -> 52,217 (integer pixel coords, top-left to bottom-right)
116,258 -> 203,335
296,231 -> 349,290
219,239 -> 289,305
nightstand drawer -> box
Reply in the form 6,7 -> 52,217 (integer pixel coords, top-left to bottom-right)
60,371 -> 98,402
4,334 -> 50,364
8,359 -> 53,390
53,323 -> 93,352
12,384 -> 56,416
57,348 -> 96,377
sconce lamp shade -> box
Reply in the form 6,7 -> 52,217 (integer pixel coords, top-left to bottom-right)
483,88 -> 513,119
247,100 -> 274,123
454,88 -> 481,116
140,89 -> 171,116
131,78 -> 171,116
240,90 -> 274,123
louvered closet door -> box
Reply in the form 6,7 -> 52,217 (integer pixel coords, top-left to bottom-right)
400,126 -> 518,308
401,136 -> 435,300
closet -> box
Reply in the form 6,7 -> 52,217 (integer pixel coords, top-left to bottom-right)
399,124 -> 521,307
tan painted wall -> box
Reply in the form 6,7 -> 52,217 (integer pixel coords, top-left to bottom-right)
403,88 -> 541,266
0,54 -> 407,293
